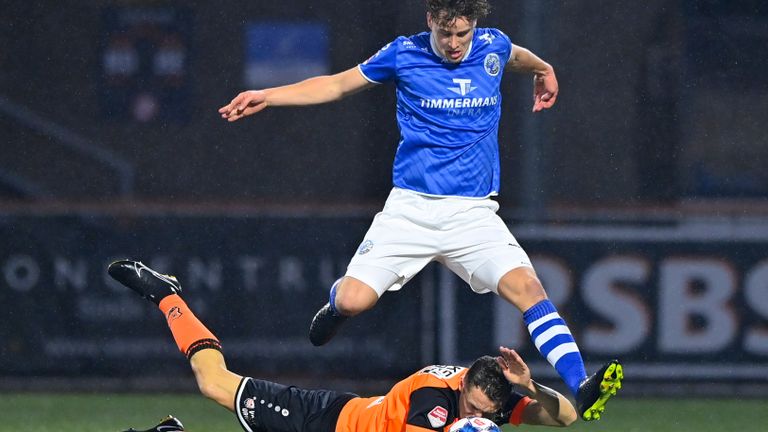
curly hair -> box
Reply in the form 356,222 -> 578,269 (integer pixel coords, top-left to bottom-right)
464,355 -> 512,412
426,0 -> 491,26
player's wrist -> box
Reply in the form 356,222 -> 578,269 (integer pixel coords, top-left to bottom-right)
534,63 -> 554,78
521,378 -> 536,396
255,89 -> 270,107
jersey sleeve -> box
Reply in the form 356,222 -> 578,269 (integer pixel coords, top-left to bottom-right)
507,396 -> 533,426
358,37 -> 404,84
492,391 -> 531,426
406,387 -> 457,431
487,28 -> 514,63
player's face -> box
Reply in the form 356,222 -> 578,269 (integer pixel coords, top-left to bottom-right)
458,384 -> 498,418
427,13 -> 475,63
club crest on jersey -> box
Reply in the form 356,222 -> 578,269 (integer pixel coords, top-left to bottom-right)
484,53 -> 501,76
428,406 -> 448,428
357,239 -> 374,255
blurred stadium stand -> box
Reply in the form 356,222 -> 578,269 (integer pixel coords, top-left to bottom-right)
0,1 -> 765,211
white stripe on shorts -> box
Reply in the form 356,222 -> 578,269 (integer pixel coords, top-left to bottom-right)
236,377 -> 253,432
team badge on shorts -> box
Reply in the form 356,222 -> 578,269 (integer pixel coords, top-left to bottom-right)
357,239 -> 374,255
484,53 -> 501,76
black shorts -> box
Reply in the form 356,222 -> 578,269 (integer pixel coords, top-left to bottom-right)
235,377 -> 358,432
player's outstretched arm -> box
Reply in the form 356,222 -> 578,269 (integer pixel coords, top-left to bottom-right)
497,346 -> 578,427
506,45 -> 559,112
218,66 -> 374,122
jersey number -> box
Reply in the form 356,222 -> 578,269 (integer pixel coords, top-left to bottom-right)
420,365 -> 464,379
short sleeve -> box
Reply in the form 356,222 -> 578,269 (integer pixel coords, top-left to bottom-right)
358,37 -> 404,84
508,396 -> 532,426
480,28 -> 513,63
406,387 -> 457,430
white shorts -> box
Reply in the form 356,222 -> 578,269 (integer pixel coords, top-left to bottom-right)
346,187 -> 533,296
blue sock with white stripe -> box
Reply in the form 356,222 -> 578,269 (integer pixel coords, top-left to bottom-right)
524,299 -> 587,396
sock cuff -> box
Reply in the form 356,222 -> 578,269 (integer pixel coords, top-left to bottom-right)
328,278 -> 342,316
186,338 -> 222,359
523,299 -> 557,323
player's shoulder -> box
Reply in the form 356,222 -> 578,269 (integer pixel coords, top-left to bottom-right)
412,365 -> 467,389
474,27 -> 512,48
370,33 -> 430,58
396,31 -> 431,52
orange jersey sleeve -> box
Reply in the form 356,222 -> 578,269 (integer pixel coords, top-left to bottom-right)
507,396 -> 532,426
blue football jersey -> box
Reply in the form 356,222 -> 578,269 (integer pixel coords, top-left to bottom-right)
358,28 -> 513,198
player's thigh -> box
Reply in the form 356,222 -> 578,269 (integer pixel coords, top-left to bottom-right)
346,209 -> 437,296
190,350 -> 243,410
443,209 -> 533,295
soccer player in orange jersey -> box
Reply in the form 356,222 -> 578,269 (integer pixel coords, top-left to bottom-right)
108,260 -> 588,432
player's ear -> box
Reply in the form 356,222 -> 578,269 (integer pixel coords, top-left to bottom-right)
426,12 -> 433,29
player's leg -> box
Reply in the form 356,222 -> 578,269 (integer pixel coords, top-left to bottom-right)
496,261 -> 623,420
496,267 -> 588,395
333,276 -> 381,316
309,262 -> 404,346
309,188 -> 436,346
441,200 -> 621,420
308,276 -> 380,346
488,266 -> 623,421
189,348 -> 242,410
448,243 -> 589,395
107,260 -> 242,411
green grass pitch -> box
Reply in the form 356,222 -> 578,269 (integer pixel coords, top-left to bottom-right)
0,394 -> 764,431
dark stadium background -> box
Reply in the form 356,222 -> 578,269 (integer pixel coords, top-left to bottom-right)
1,1 -> 767,430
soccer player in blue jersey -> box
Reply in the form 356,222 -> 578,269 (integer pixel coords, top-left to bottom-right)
219,0 -> 622,421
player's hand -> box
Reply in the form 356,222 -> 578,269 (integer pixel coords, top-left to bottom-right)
532,68 -> 558,112
497,346 -> 533,389
219,90 -> 268,122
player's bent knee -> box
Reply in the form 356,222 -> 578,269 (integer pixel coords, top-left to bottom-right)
197,379 -> 218,400
498,269 -> 547,310
334,297 -> 369,316
190,351 -> 240,410
196,372 -> 237,410
521,276 -> 546,301
198,380 -> 228,407
333,279 -> 379,316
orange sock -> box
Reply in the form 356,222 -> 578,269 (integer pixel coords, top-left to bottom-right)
158,294 -> 222,359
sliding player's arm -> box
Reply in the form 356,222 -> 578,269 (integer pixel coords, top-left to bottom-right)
497,347 -> 577,427
518,381 -> 578,426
